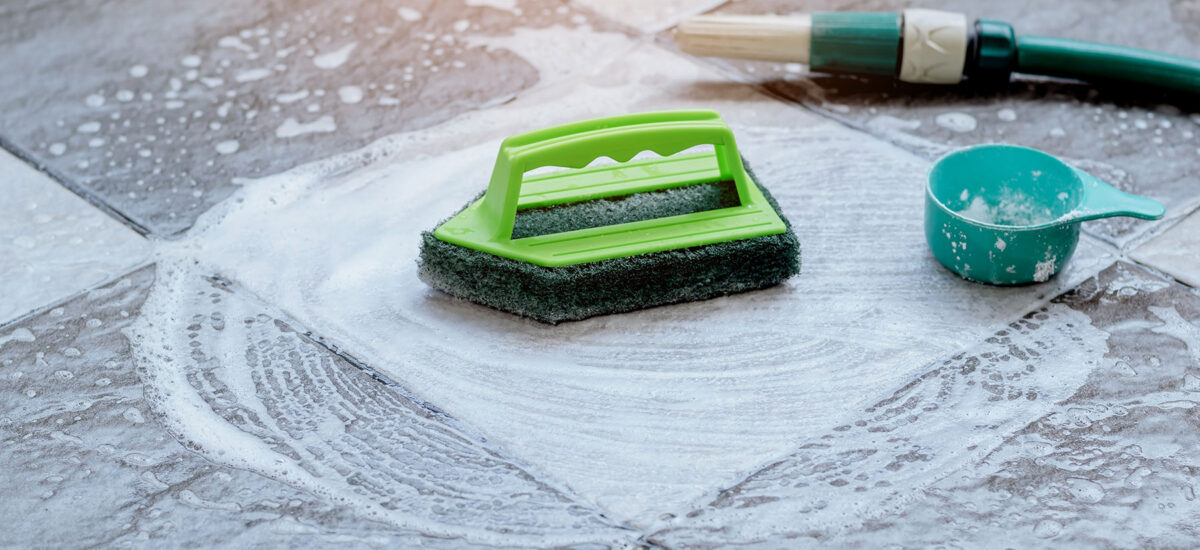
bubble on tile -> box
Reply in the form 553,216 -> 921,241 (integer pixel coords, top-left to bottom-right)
84,94 -> 105,108
0,328 -> 36,348
181,55 -> 202,67
997,108 -> 1017,122
1033,519 -> 1063,538
337,85 -> 363,104
76,121 -> 101,133
218,35 -> 254,52
275,90 -> 309,104
234,68 -> 271,82
935,112 -> 977,133
129,64 -> 148,78
466,0 -> 519,13
48,143 -> 67,156
313,42 -> 356,69
275,115 -> 336,138
397,7 -> 422,22
215,140 -> 240,155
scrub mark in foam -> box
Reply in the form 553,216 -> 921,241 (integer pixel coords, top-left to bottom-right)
124,257 -> 626,545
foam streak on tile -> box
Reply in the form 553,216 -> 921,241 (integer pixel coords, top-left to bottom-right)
649,303 -> 1111,547
124,257 -> 631,546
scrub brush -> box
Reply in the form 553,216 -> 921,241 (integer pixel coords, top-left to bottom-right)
675,9 -> 1200,94
417,110 -> 800,324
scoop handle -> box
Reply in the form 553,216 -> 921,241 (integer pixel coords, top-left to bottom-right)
1073,168 -> 1165,222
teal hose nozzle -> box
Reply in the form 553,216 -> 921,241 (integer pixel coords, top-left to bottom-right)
675,9 -> 1200,94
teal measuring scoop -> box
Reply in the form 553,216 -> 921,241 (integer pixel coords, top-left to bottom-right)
926,144 -> 1164,285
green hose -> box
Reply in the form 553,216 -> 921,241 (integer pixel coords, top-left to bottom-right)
1017,36 -> 1200,95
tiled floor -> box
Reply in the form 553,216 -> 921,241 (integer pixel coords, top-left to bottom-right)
2,1 -> 1200,548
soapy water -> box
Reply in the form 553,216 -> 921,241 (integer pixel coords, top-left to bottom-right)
155,42 -> 1117,528
956,190 -> 1057,226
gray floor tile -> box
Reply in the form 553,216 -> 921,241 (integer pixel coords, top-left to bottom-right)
0,149 -> 150,325
649,261 -> 1200,548
1131,208 -> 1200,288
0,265 -> 633,548
174,42 -> 1116,527
669,0 -> 1200,247
0,0 -> 633,236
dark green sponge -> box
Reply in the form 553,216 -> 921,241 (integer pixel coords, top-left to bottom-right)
418,163 -> 800,324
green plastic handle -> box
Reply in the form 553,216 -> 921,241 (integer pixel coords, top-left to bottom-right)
480,110 -> 747,239
1072,168 -> 1166,223
432,110 -> 788,267
1017,36 -> 1200,95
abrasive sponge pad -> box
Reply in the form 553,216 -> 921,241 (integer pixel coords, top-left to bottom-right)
417,162 -> 800,324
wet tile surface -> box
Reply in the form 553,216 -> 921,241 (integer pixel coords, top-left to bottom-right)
676,0 -> 1200,246
1132,209 -> 1200,288
3,0 -> 1200,546
0,149 -> 150,325
0,267 -> 632,548
650,262 -> 1200,548
0,0 -> 632,236
177,42 -> 1116,527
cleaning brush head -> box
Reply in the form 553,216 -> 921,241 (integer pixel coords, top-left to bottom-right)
417,110 -> 800,324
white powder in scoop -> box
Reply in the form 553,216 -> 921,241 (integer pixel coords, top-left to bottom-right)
956,192 -> 1056,226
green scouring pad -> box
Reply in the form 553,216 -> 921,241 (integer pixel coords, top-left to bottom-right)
417,110 -> 800,324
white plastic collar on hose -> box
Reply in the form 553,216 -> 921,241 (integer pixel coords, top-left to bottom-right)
899,9 -> 969,84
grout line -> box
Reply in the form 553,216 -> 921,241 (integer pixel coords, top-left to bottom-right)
0,133 -> 152,237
